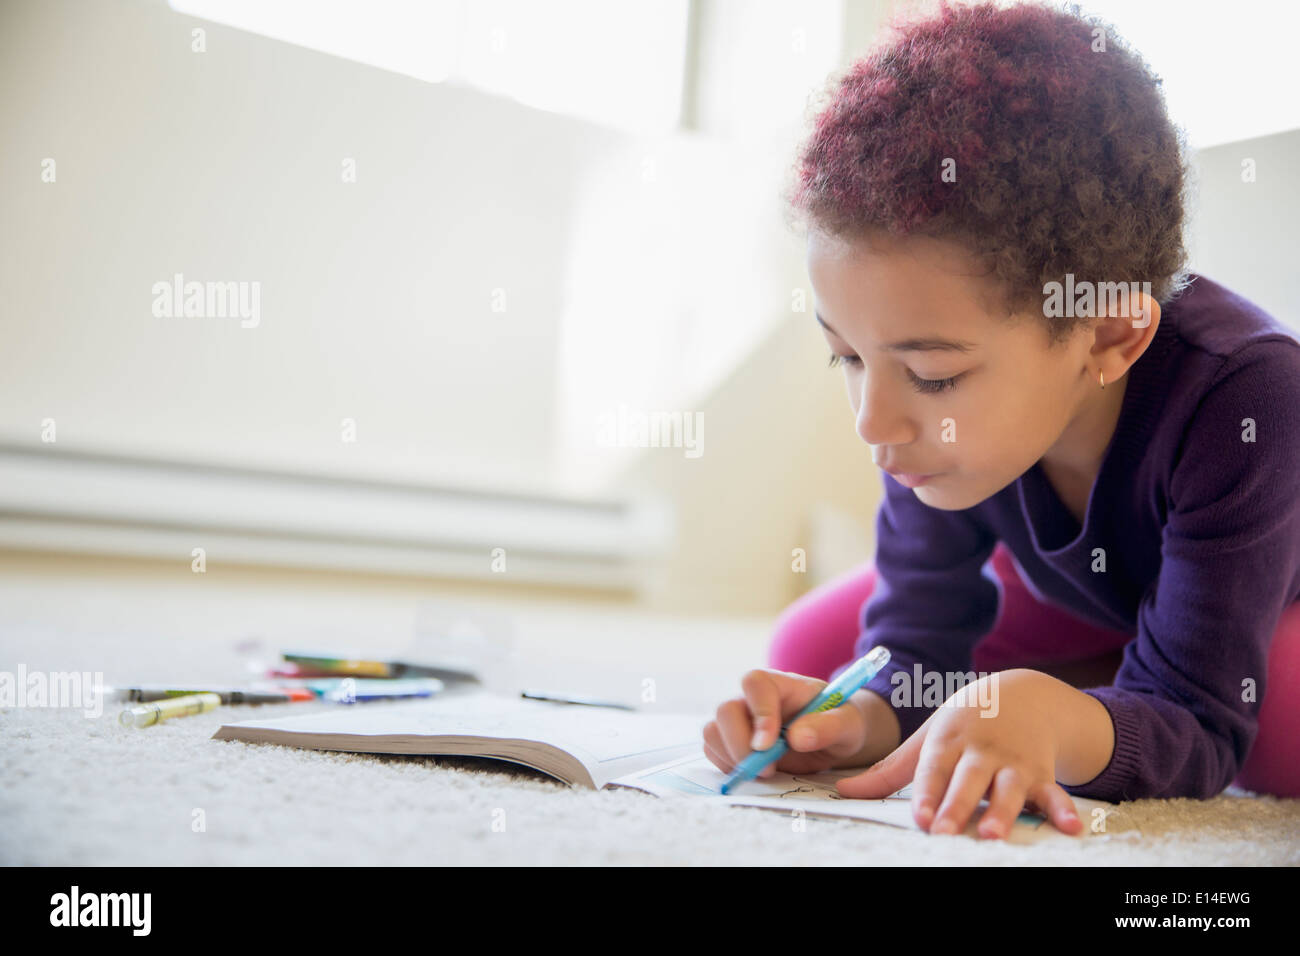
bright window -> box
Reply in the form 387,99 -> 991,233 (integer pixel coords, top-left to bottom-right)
169,0 -> 691,134
1075,0 -> 1300,147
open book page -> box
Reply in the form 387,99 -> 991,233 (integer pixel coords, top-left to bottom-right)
212,692 -> 709,788
610,751 -> 1136,844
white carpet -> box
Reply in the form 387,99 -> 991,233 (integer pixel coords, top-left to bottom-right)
2,556 -> 1297,866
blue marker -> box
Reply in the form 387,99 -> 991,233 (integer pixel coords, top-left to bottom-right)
720,646 -> 891,795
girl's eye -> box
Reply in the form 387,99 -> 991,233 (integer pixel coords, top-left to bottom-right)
826,353 -> 962,394
906,370 -> 962,394
826,353 -> 860,369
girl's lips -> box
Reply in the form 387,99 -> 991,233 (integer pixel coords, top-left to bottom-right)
890,472 -> 940,488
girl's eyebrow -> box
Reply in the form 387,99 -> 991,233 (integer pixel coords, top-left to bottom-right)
815,311 -> 978,353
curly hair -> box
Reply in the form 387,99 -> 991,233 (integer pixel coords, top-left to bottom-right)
786,0 -> 1194,347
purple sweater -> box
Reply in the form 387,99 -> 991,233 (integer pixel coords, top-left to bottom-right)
830,274 -> 1300,801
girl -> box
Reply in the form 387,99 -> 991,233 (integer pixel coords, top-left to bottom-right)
701,0 -> 1300,840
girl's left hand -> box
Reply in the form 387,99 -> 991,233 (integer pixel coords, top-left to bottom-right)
834,668 -> 1085,840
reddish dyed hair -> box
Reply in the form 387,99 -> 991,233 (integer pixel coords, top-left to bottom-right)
786,0 -> 1193,345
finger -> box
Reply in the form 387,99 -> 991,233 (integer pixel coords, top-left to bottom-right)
702,722 -> 734,774
712,742 -> 797,782
976,766 -> 1031,841
1029,781 -> 1084,835
930,751 -> 995,836
749,732 -> 835,778
835,721 -> 930,800
772,750 -> 837,775
785,705 -> 867,761
715,698 -> 757,767
709,706 -> 796,780
907,739 -> 963,831
740,670 -> 795,751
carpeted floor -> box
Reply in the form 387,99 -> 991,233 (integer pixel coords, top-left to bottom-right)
2,553 -> 1297,865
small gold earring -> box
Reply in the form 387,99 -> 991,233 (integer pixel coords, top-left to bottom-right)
1099,370 -> 1106,389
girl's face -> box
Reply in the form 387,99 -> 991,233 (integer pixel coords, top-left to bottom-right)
807,227 -> 1113,511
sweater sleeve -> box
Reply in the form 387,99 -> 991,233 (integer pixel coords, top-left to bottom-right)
1063,343 -> 1300,802
829,471 -> 1000,744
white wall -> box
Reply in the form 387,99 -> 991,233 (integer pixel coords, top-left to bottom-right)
1187,128 -> 1300,331
0,0 -> 808,499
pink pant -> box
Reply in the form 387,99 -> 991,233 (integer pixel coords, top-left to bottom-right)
768,542 -> 1300,798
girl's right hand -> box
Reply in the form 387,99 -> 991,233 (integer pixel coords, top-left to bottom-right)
702,668 -> 875,779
